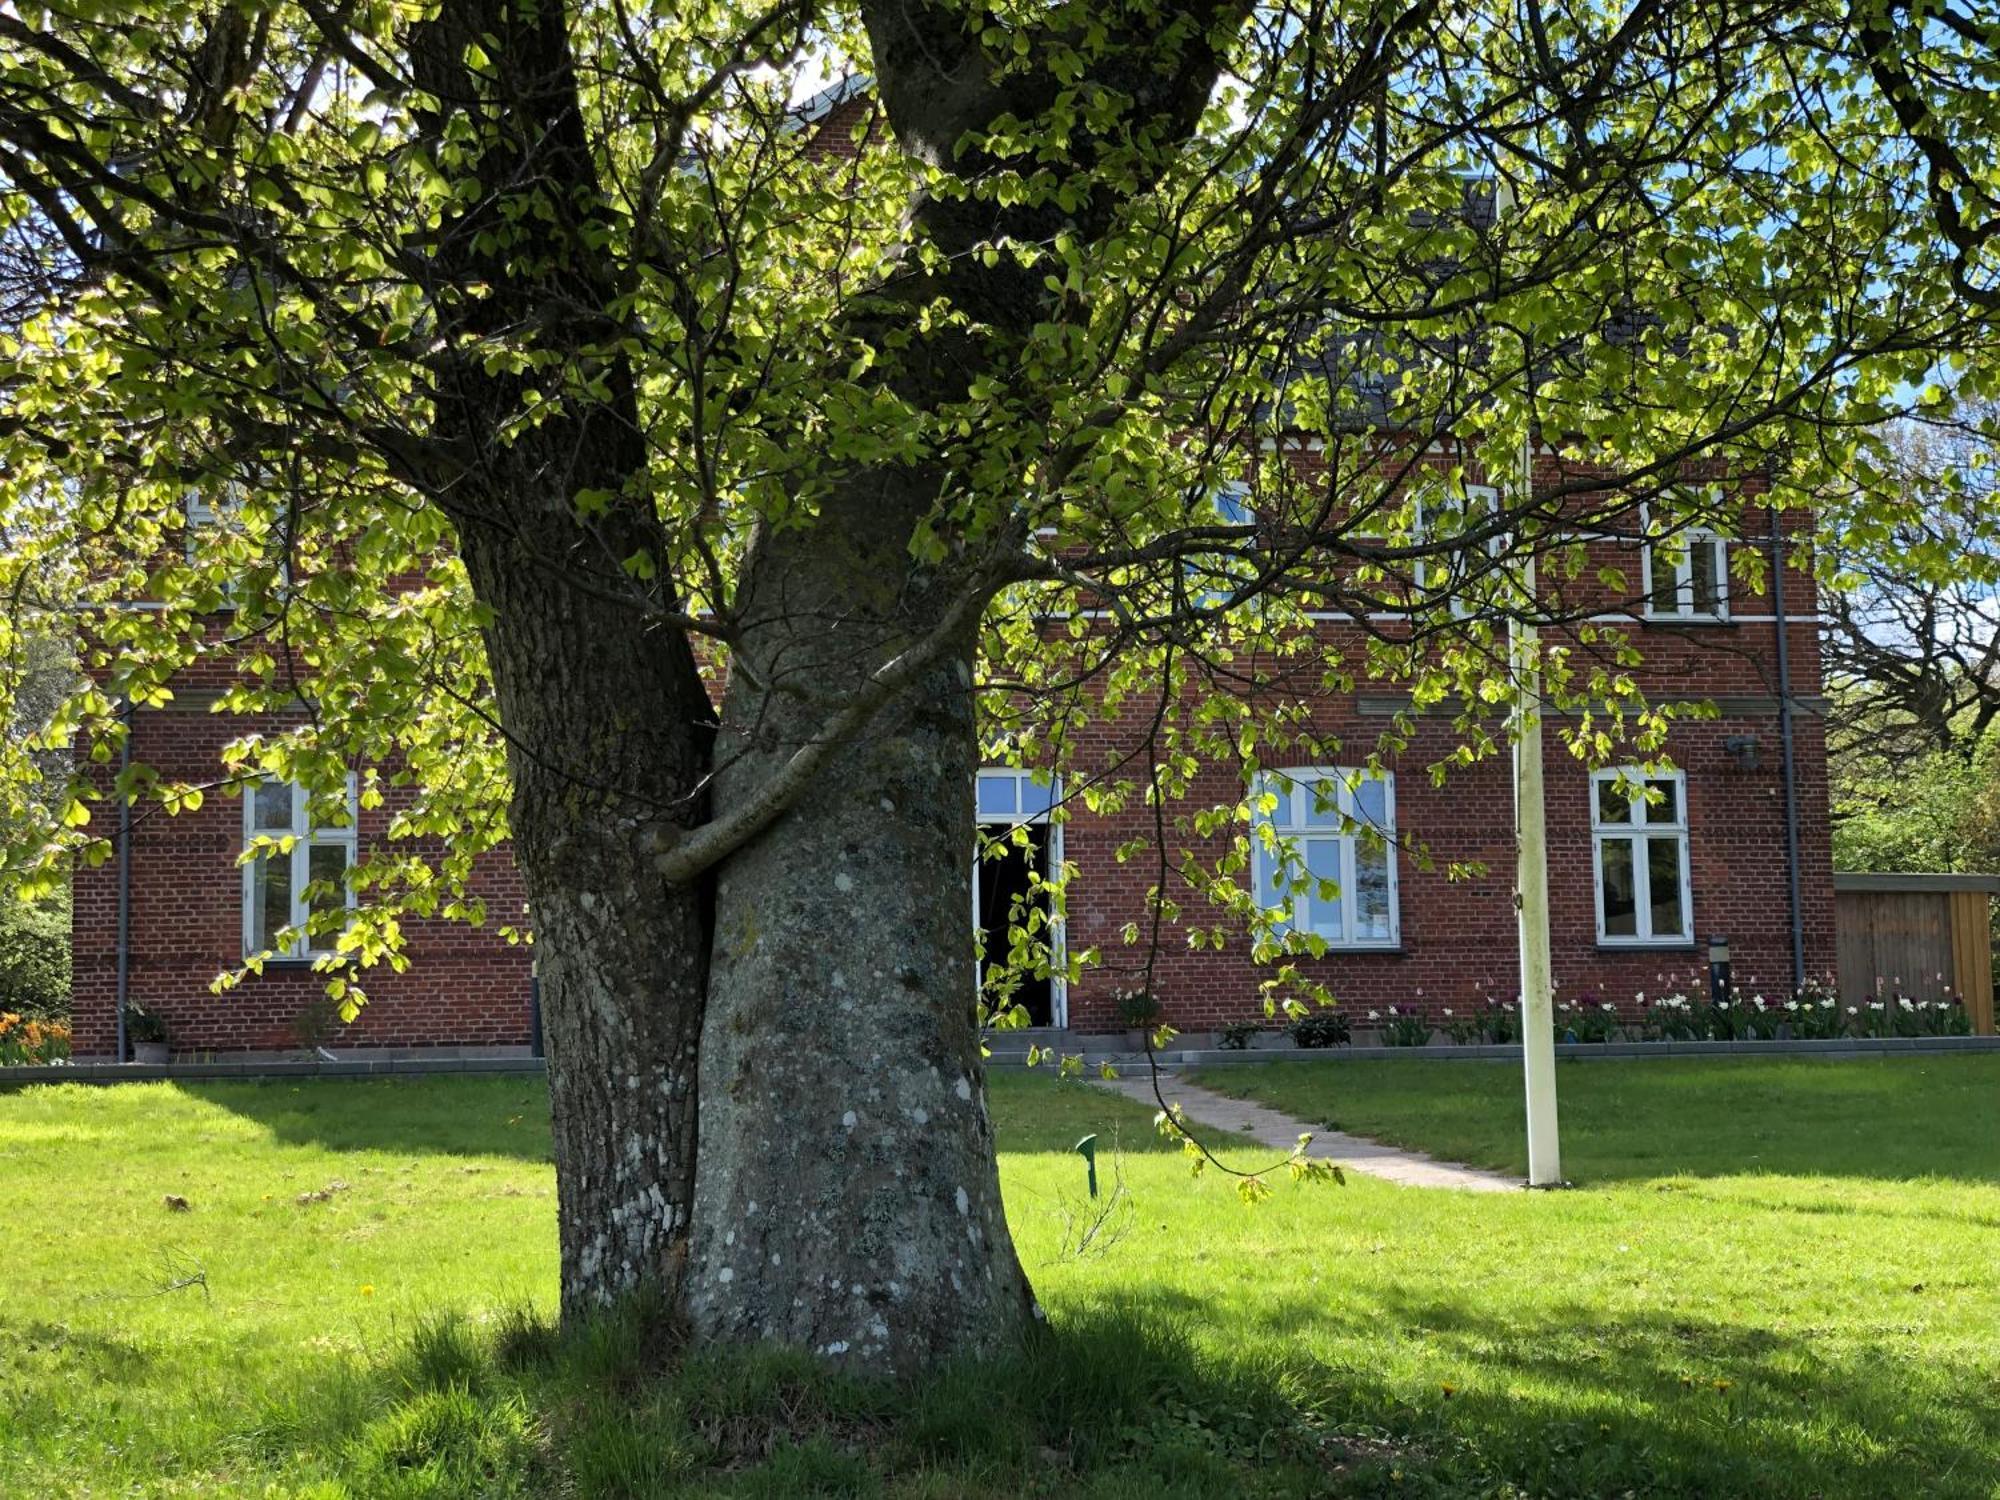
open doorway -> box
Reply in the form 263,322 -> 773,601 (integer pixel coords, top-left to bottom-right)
973,770 -> 1065,1028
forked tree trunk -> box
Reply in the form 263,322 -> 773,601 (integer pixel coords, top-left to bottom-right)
684,472 -> 1037,1373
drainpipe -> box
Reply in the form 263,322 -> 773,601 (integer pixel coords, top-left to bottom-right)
1768,510 -> 1806,991
114,698 -> 133,1063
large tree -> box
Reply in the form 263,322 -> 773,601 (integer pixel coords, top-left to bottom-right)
2,0 -> 1998,1371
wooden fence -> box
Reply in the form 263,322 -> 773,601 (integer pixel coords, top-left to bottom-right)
1833,872 -> 1999,1035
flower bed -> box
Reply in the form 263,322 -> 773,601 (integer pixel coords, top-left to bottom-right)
1314,978 -> 1978,1049
0,1012 -> 71,1066
1627,978 -> 1972,1043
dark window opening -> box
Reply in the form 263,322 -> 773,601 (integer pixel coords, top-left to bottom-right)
976,824 -> 1054,1027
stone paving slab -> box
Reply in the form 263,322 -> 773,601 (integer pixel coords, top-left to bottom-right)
1096,1072 -> 1522,1193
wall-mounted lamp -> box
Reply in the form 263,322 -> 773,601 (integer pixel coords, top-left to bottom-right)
1723,734 -> 1762,770
1708,933 -> 1732,1006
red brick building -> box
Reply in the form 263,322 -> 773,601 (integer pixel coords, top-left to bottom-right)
69,481 -> 1835,1059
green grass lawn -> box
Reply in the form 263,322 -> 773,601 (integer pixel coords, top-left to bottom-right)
1,1059 -> 1996,1497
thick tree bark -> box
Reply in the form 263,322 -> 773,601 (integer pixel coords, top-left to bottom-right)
459,499 -> 715,1323
684,468 -> 1037,1373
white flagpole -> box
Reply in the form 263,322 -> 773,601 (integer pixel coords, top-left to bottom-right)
1496,172 -> 1561,1186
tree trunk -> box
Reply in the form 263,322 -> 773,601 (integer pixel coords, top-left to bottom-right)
454,486 -> 716,1325
684,470 -> 1037,1373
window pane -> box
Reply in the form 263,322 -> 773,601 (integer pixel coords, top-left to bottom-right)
1253,845 -> 1294,936
250,856 -> 291,953
1017,779 -> 1053,818
305,789 -> 352,836
1252,843 -> 1280,908
1644,778 -> 1679,826
976,777 -> 1015,817
252,780 -> 293,832
1300,779 -> 1340,829
1303,838 -> 1344,938
1647,836 -> 1685,938
306,842 -> 350,946
1692,539 -> 1726,615
1258,777 -> 1295,830
1352,777 -> 1387,830
1599,838 -> 1638,937
1595,779 -> 1633,826
1353,844 -> 1392,941
1648,545 -> 1681,612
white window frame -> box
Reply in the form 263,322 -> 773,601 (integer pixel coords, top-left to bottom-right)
1640,517 -> 1729,622
1250,767 -> 1400,949
1414,483 -> 1506,618
184,491 -> 225,547
242,775 -> 358,961
1590,767 -> 1693,946
972,770 -> 1066,1026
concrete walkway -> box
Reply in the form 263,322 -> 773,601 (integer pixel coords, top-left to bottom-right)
1097,1072 -> 1522,1192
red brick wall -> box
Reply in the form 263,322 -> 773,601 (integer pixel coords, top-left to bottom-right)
70,702 -> 532,1058
1052,501 -> 1837,1030
1060,705 -> 1836,1033
72,609 -> 1834,1050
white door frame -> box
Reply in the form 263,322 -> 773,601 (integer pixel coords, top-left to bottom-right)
972,770 -> 1067,1028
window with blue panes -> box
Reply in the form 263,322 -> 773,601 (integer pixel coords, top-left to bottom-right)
975,770 -> 1056,821
1414,483 -> 1506,618
1250,768 -> 1399,948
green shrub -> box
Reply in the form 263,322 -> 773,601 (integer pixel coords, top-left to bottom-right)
1114,988 -> 1162,1028
1217,1021 -> 1260,1050
0,893 -> 67,1019
1476,997 -> 1519,1044
1378,1006 -> 1432,1047
124,1003 -> 167,1044
1787,980 -> 1848,1038
1561,1000 -> 1620,1043
1439,1007 -> 1481,1045
1287,1011 -> 1350,1049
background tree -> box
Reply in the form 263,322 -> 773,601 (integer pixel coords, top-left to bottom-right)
0,623 -> 75,1017
3,0 -> 1999,1373
1822,403 -> 2000,775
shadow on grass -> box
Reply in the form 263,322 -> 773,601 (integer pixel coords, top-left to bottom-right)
172,1076 -> 555,1162
175,1071 -> 1166,1167
0,1319 -> 154,1382
228,1295 -> 1366,1499
9,1279 -> 1988,1497
1115,1280 -> 1997,1499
